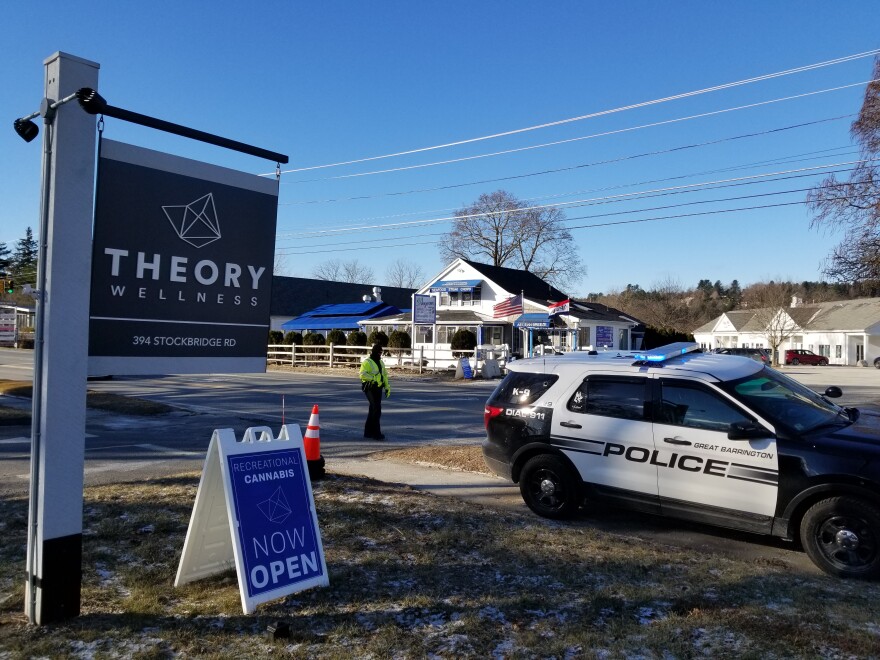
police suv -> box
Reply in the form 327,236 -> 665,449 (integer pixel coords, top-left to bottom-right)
482,342 -> 880,578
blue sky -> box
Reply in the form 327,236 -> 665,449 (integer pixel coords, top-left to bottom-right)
2,2 -> 879,296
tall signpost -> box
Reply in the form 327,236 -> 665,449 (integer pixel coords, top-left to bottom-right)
18,52 -> 288,625
26,52 -> 99,624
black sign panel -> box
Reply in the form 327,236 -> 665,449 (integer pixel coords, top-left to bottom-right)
89,140 -> 278,374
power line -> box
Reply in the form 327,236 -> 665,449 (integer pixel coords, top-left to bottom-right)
280,111 -> 855,205
277,145 -> 860,233
270,49 -> 880,176
277,159 -> 872,240
277,179 -> 868,255
283,82 -> 871,185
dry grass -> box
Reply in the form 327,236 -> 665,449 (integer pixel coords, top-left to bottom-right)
374,445 -> 491,475
2,473 -> 880,658
0,380 -> 175,417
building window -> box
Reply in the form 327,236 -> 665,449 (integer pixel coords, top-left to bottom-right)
578,327 -> 591,348
417,326 -> 433,343
618,328 -> 629,350
835,345 -> 842,359
819,345 -> 830,357
484,326 -> 503,345
440,292 -> 450,307
438,325 -> 478,343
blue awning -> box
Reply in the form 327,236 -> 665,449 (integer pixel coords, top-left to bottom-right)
281,302 -> 400,332
429,279 -> 481,292
514,313 -> 551,328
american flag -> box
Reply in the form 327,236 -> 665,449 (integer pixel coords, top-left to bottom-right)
493,294 -> 523,318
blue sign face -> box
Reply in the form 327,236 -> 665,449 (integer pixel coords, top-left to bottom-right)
226,449 -> 325,597
413,294 -> 436,324
596,325 -> 614,347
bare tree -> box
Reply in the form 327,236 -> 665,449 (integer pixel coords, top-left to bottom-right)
808,57 -> 880,282
274,253 -> 291,276
385,259 -> 424,288
312,259 -> 375,284
439,190 -> 583,289
602,277 -> 697,334
741,282 -> 798,366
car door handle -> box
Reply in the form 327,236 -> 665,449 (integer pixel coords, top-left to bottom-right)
664,437 -> 691,446
560,421 -> 582,429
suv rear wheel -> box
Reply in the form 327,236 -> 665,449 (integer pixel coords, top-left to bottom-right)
874,357 -> 880,369
800,496 -> 880,579
791,358 -> 801,365
519,455 -> 582,520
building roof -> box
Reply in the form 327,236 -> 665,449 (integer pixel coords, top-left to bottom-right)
270,276 -> 416,317
361,309 -> 512,326
280,301 -> 401,331
568,300 -> 644,326
462,260 -> 568,303
693,297 -> 880,335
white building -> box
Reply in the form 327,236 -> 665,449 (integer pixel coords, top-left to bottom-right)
360,259 -> 643,368
692,297 -> 880,366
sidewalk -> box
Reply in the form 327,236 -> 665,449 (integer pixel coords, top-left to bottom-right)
327,453 -> 522,510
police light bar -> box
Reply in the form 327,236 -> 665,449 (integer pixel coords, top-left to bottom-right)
633,342 -> 700,362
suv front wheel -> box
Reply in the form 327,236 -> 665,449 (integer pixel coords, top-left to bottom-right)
519,455 -> 582,520
800,496 -> 880,579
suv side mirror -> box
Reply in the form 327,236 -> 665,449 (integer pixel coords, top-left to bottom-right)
823,386 -> 842,398
728,420 -> 774,441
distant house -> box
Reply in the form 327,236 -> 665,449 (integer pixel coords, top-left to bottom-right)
360,258 -> 644,367
692,297 -> 880,365
0,303 -> 35,347
269,276 -> 415,331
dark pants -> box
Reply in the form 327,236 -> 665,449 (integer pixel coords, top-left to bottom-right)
363,385 -> 383,438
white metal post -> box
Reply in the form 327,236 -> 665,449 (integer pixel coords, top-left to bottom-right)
25,52 -> 99,624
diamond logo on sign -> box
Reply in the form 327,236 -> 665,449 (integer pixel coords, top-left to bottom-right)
162,193 -> 222,248
258,486 -> 292,524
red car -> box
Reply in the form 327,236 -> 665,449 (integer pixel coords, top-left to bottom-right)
785,349 -> 828,366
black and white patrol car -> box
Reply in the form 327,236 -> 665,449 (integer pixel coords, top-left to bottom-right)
482,342 -> 880,578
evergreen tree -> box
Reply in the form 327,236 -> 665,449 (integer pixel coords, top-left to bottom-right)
0,241 -> 11,275
10,227 -> 38,282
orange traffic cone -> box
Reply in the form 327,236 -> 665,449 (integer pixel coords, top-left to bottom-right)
304,404 -> 325,480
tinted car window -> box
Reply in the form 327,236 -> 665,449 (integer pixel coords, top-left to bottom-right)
567,376 -> 647,421
721,367 -> 844,433
658,381 -> 752,432
490,372 -> 559,406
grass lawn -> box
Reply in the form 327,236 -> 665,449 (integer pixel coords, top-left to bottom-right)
2,473 -> 879,658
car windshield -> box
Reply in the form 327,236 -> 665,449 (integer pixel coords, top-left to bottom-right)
719,366 -> 847,434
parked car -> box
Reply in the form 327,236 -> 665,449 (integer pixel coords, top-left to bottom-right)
483,342 -> 880,578
785,349 -> 829,366
713,347 -> 770,363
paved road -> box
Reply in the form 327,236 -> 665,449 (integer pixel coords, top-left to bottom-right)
4,348 -> 879,576
0,348 -> 496,495
3,349 -> 880,496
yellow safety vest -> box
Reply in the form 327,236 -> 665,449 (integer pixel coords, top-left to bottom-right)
359,357 -> 390,395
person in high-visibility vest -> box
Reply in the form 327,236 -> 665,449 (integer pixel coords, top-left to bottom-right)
359,343 -> 391,440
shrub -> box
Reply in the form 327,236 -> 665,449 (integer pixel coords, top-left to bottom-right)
451,329 -> 477,357
347,330 -> 367,346
388,330 -> 411,350
367,330 -> 389,347
303,332 -> 325,346
283,331 -> 302,345
326,329 -> 347,346
268,330 -> 283,345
